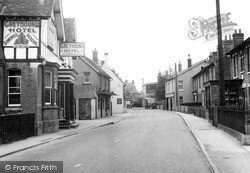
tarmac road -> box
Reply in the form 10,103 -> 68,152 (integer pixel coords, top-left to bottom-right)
0,109 -> 212,173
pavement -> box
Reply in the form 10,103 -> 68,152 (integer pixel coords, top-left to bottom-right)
1,109 -> 250,173
176,112 -> 250,173
0,110 -> 133,158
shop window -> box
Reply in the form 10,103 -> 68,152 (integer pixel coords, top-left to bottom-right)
45,72 -> 52,105
83,72 -> 91,84
8,69 -> 21,106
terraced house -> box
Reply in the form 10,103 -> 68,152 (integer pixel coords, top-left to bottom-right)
0,0 -> 77,138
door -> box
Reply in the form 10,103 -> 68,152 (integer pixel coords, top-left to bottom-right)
79,98 -> 91,120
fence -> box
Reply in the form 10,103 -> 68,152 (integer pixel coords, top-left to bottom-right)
0,113 -> 34,144
208,107 -> 214,122
217,107 -> 246,134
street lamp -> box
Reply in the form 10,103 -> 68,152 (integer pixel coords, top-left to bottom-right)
216,0 -> 225,106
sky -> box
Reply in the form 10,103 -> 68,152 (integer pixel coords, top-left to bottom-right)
62,0 -> 250,91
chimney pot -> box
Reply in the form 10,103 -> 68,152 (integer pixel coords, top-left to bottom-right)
187,55 -> 192,68
104,52 -> 109,66
92,48 -> 98,64
233,29 -> 244,47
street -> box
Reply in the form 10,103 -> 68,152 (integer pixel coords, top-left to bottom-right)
0,109 -> 212,173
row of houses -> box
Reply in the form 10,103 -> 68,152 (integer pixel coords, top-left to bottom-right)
164,30 -> 244,111
164,29 -> 250,143
0,0 -> 125,142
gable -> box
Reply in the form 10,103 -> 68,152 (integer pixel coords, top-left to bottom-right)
2,0 -> 55,17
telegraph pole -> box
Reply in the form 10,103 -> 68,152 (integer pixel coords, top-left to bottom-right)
175,63 -> 178,111
216,0 -> 225,106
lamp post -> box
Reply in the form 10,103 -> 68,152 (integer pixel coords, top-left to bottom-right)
216,0 -> 225,106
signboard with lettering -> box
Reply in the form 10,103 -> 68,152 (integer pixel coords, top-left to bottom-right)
60,42 -> 85,57
188,12 -> 237,41
3,20 -> 40,48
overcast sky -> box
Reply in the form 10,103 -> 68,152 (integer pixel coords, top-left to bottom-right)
62,0 -> 250,91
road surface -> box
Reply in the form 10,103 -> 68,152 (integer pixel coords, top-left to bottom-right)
0,109 -> 212,173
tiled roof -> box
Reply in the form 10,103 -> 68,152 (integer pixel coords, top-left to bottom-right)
64,18 -> 77,42
124,82 -> 138,93
2,0 -> 55,17
226,37 -> 250,55
81,56 -> 112,79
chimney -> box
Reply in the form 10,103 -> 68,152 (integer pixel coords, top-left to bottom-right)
104,52 -> 109,65
233,29 -> 244,47
92,48 -> 98,64
209,51 -> 218,62
39,0 -> 44,5
101,60 -> 105,66
0,0 -> 3,10
187,54 -> 192,68
178,61 -> 182,72
223,35 -> 234,55
132,80 -> 134,84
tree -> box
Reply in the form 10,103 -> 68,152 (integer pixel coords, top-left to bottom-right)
155,75 -> 168,101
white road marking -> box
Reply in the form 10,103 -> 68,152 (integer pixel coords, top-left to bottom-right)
74,164 -> 82,168
114,139 -> 120,143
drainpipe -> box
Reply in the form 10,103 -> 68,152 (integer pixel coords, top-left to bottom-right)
41,64 -> 44,133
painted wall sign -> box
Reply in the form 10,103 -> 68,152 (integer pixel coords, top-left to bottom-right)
60,42 -> 85,57
188,13 -> 237,41
3,20 -> 40,47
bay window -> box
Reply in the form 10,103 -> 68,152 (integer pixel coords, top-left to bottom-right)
45,72 -> 52,105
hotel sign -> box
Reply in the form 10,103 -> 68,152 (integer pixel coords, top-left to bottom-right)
188,12 -> 237,41
60,42 -> 85,57
3,20 -> 40,48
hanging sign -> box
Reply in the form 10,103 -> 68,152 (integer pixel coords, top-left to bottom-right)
60,42 -> 85,57
3,20 -> 40,48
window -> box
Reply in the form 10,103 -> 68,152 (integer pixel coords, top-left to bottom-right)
233,54 -> 238,78
83,72 -> 91,84
117,98 -> 122,104
45,72 -> 52,105
178,80 -> 183,91
47,20 -> 57,52
247,47 -> 250,72
240,51 -> 244,72
54,71 -> 57,105
179,96 -> 183,103
8,69 -> 21,106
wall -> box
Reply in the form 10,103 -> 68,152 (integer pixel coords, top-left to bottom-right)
101,63 -> 124,114
178,60 -> 208,103
73,57 -> 99,86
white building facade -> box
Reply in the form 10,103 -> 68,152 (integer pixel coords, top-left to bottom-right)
101,54 -> 124,114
